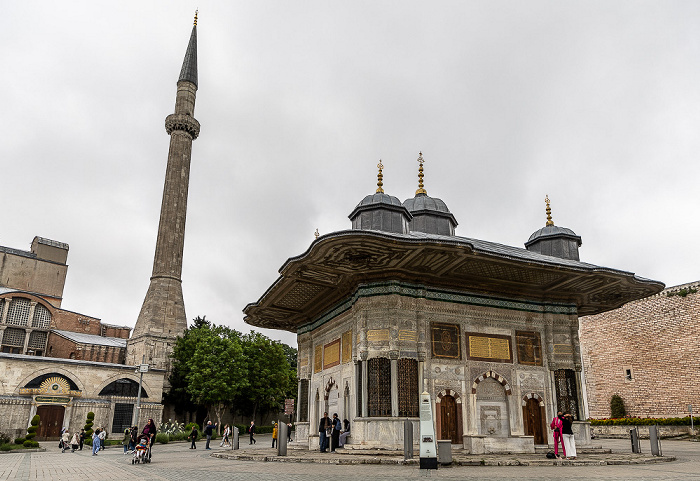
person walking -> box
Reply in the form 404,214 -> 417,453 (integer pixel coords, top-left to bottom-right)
91,429 -> 100,456
69,432 -> 79,453
248,421 -> 256,445
203,421 -> 216,450
550,411 -> 566,459
330,413 -> 341,452
122,428 -> 130,454
129,426 -> 138,452
562,413 -> 577,460
287,423 -> 293,443
220,424 -> 230,448
188,425 -> 198,449
60,429 -> 70,453
318,412 -> 331,453
79,429 -> 85,451
142,418 -> 157,460
272,423 -> 278,448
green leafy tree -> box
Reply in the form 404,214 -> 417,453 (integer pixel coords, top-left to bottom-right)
610,394 -> 627,418
239,331 -> 294,421
186,325 -> 248,432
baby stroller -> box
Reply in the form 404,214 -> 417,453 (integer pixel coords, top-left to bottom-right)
132,434 -> 151,464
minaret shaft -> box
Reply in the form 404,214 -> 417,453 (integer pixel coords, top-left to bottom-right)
127,22 -> 199,372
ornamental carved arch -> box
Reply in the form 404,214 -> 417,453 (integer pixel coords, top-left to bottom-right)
436,389 -> 462,403
15,367 -> 85,394
471,371 -> 512,395
521,392 -> 545,407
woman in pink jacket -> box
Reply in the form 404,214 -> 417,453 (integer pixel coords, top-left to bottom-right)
550,411 -> 566,459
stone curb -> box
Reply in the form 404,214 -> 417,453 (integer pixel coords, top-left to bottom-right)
0,447 -> 46,454
211,451 -> 676,467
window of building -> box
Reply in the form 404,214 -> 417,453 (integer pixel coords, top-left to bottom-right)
2,327 -> 26,347
356,361 -> 363,416
397,358 -> 419,417
367,357 -> 391,417
111,403 -> 134,434
554,369 -> 580,420
99,378 -> 148,398
28,331 -> 47,351
298,379 -> 309,422
6,298 -> 31,326
32,304 -> 52,329
625,368 -> 633,381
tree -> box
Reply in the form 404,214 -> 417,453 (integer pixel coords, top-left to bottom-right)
84,412 -> 95,438
26,415 -> 39,440
239,331 -> 294,421
610,394 -> 626,418
185,325 -> 248,432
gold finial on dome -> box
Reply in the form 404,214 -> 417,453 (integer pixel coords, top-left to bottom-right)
314,228 -> 319,239
376,160 -> 384,193
545,195 -> 554,226
194,9 -> 198,26
416,151 -> 427,195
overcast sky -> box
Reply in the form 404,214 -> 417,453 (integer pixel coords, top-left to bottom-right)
2,2 -> 699,347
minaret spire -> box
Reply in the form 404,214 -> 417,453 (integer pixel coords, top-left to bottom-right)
127,17 -> 201,374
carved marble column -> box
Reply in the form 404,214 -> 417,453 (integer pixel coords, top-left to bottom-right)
390,355 -> 398,417
1,297 -> 11,324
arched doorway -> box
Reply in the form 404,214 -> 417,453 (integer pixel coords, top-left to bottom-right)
440,395 -> 460,443
36,405 -> 65,440
522,396 -> 546,444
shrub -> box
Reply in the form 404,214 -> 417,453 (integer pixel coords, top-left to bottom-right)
14,437 -> 26,445
0,432 -> 10,445
84,412 -> 95,438
610,395 -> 626,419
0,444 -> 11,451
155,433 -> 169,444
23,440 -> 39,448
184,422 -> 199,432
25,415 -> 39,441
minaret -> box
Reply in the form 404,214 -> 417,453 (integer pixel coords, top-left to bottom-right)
126,13 -> 200,371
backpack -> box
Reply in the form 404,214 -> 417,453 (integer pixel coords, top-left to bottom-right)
546,451 -> 556,459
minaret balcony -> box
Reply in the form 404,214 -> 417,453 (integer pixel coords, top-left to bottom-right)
165,113 -> 200,139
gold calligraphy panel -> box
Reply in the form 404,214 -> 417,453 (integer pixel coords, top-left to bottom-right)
323,339 -> 341,369
399,330 -> 417,342
314,345 -> 323,373
341,330 -> 352,364
466,332 -> 513,363
431,323 -> 461,359
367,329 -> 389,342
516,331 -> 542,366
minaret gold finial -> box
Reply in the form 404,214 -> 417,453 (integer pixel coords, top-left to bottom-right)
314,228 -> 319,239
416,151 -> 427,195
194,10 -> 198,26
376,160 -> 384,193
545,195 -> 554,226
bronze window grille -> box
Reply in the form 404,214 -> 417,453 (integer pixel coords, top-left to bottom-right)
397,358 -> 419,417
554,369 -> 579,420
299,379 -> 309,422
367,357 -> 391,417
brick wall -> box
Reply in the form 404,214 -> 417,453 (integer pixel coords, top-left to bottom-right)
580,281 -> 700,418
47,333 -> 126,364
51,309 -> 101,335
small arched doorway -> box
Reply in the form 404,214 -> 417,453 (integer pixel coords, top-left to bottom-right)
440,395 -> 460,443
522,394 -> 547,445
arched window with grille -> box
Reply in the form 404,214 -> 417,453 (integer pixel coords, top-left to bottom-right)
32,304 -> 52,329
367,357 -> 391,417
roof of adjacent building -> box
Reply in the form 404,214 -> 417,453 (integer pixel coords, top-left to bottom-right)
51,330 -> 127,348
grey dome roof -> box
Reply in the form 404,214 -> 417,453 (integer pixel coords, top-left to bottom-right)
402,193 -> 452,214
355,193 -> 404,208
526,225 -> 581,245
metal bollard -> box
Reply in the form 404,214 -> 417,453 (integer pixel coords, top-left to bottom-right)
278,421 -> 288,456
233,426 -> 239,450
630,427 -> 641,453
649,425 -> 662,456
404,419 -> 413,460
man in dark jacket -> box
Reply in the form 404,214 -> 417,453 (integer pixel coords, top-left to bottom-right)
248,421 -> 256,445
318,412 -> 331,453
330,413 -> 342,452
203,421 -> 216,450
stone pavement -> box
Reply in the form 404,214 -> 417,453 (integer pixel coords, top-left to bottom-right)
1,437 -> 699,480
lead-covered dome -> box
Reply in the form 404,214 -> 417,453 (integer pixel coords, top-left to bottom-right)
525,197 -> 582,261
403,193 -> 457,236
349,162 -> 411,234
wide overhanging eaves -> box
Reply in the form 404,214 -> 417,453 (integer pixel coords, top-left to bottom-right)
243,230 -> 664,332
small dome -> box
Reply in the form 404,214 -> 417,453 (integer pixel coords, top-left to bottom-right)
526,225 -> 580,244
355,193 -> 404,209
402,193 -> 457,236
402,194 -> 452,214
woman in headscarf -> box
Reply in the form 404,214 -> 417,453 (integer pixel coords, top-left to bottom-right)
142,418 -> 157,459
